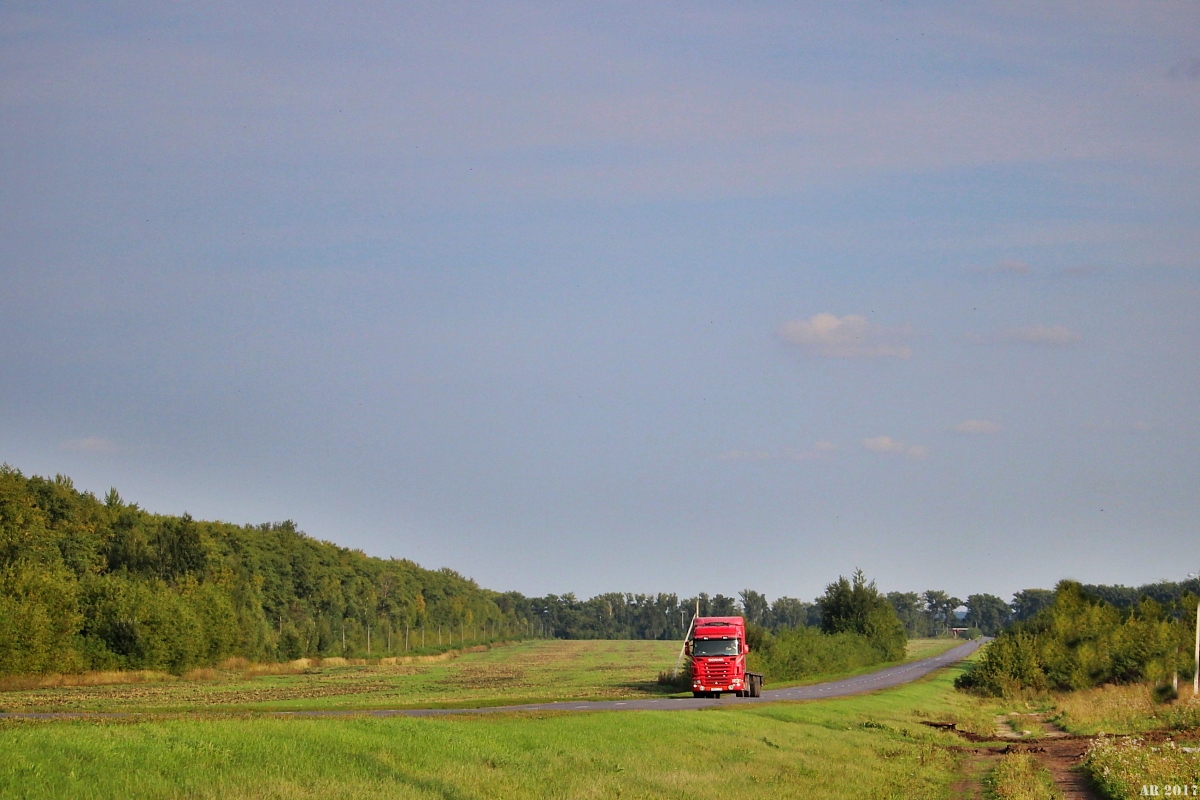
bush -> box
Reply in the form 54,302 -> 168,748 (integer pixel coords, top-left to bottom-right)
818,570 -> 907,661
657,661 -> 692,690
1152,683 -> 1179,704
956,632 -> 1046,695
750,625 -> 895,683
956,581 -> 1195,697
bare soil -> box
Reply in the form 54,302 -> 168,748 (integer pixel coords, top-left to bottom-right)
940,714 -> 1105,799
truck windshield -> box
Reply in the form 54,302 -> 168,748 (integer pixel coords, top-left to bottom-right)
692,638 -> 739,656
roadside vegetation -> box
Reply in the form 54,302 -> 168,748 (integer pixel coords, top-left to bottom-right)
1051,682 -> 1200,736
955,580 -> 1196,696
1085,736 -> 1200,799
747,570 -> 908,684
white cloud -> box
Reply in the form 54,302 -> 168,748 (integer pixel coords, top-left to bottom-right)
778,313 -> 913,359
863,435 -> 906,454
862,436 -> 928,459
954,419 -> 1001,434
1001,324 -> 1082,346
59,436 -> 118,453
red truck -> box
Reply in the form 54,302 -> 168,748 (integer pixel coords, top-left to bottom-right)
687,616 -> 764,698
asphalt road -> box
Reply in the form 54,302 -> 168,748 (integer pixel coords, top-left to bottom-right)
1,639 -> 982,721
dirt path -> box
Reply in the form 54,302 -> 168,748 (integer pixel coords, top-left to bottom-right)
950,715 -> 1103,800
949,749 -> 1002,800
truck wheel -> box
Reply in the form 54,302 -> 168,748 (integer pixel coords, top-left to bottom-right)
692,691 -> 703,698
753,677 -> 762,697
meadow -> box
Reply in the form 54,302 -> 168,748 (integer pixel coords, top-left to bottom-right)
0,637 -> 960,715
1,654 -> 987,800
0,639 -> 680,714
24,637 -> 1198,799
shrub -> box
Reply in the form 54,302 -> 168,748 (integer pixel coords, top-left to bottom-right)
956,581 -> 1195,696
1151,683 -> 1178,704
750,625 -> 893,683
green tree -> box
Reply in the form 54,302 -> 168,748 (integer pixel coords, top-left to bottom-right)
0,466 -> 83,674
886,591 -> 928,637
1011,588 -> 1054,621
965,593 -> 1010,636
819,570 -> 907,660
922,590 -> 962,636
738,589 -> 769,626
768,596 -> 811,630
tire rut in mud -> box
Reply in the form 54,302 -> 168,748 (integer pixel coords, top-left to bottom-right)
936,714 -> 1104,800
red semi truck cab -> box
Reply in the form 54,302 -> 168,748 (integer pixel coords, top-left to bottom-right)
688,616 -> 764,698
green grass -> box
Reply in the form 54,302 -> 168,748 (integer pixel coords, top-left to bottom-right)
0,637 -> 968,715
1,662 -> 983,799
0,640 -> 683,714
905,638 -> 968,661
984,754 -> 1062,800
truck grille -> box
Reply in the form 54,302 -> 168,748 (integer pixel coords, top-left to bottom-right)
696,660 -> 734,681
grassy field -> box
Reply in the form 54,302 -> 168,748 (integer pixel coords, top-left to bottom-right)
1049,682 -> 1200,736
1,659 -> 987,799
0,637 -> 964,714
0,640 -> 683,714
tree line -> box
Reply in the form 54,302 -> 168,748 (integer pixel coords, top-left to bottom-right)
956,580 -> 1199,696
1,467 -> 538,676
14,464 -> 1183,680
0,466 -> 988,677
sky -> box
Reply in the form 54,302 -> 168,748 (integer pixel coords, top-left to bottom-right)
3,2 -> 1199,604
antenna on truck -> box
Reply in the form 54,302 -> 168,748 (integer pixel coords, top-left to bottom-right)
671,598 -> 701,679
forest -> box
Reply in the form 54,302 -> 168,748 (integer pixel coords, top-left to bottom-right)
5,464 -> 1193,679
0,466 -> 540,675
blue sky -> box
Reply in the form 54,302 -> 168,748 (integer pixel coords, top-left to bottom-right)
3,2 -> 1199,602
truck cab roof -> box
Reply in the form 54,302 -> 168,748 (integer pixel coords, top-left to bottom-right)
692,616 -> 744,638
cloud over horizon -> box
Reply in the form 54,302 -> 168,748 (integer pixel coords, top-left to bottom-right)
862,436 -> 928,459
778,314 -> 913,359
